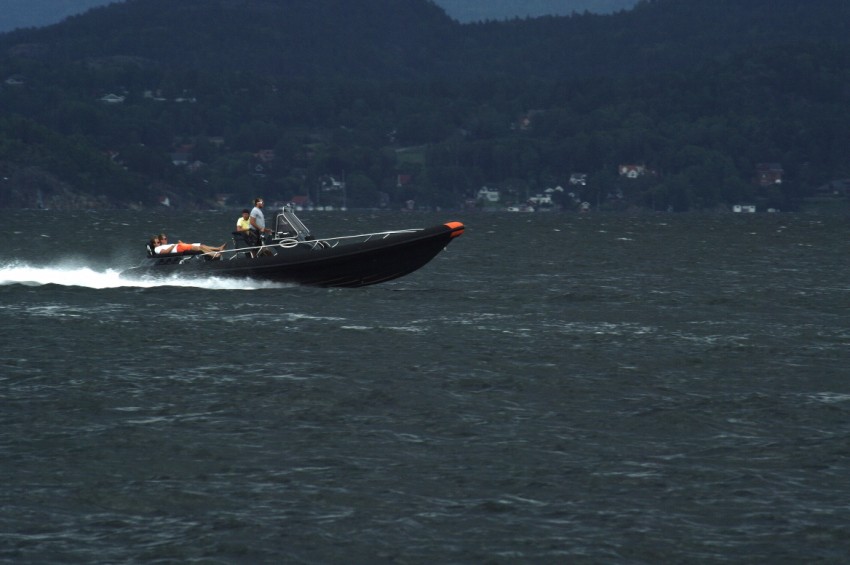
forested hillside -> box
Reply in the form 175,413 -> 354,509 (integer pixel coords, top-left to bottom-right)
1,0 -> 849,211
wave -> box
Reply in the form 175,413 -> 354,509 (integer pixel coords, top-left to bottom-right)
0,261 -> 288,290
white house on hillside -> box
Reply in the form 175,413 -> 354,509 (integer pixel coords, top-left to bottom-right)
477,186 -> 500,203
99,93 -> 125,104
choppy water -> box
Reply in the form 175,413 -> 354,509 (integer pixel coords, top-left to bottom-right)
2,210 -> 849,563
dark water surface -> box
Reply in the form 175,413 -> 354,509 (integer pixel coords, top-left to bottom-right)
2,210 -> 849,563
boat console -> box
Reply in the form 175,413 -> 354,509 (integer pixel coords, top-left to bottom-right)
273,205 -> 311,241
230,205 -> 315,257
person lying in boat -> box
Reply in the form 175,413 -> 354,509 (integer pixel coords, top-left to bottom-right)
153,234 -> 225,257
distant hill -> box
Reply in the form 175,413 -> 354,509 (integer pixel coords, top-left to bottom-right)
437,0 -> 638,22
0,0 -> 458,80
2,0 -> 850,211
2,0 -> 848,81
0,0 -> 121,33
0,0 -> 639,33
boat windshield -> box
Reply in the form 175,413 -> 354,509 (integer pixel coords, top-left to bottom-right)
275,206 -> 311,240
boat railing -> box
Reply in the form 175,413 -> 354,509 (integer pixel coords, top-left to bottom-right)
218,228 -> 423,260
312,229 -> 421,248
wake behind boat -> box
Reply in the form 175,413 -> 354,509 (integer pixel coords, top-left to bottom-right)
121,206 -> 464,287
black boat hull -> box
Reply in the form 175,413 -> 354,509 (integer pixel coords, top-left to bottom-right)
122,221 -> 464,288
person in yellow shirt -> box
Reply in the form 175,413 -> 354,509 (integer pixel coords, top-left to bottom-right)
234,208 -> 258,256
235,209 -> 252,234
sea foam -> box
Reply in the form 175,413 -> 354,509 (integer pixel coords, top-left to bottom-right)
0,262 -> 287,290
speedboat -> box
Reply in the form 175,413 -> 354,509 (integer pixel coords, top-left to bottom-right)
121,206 -> 464,287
